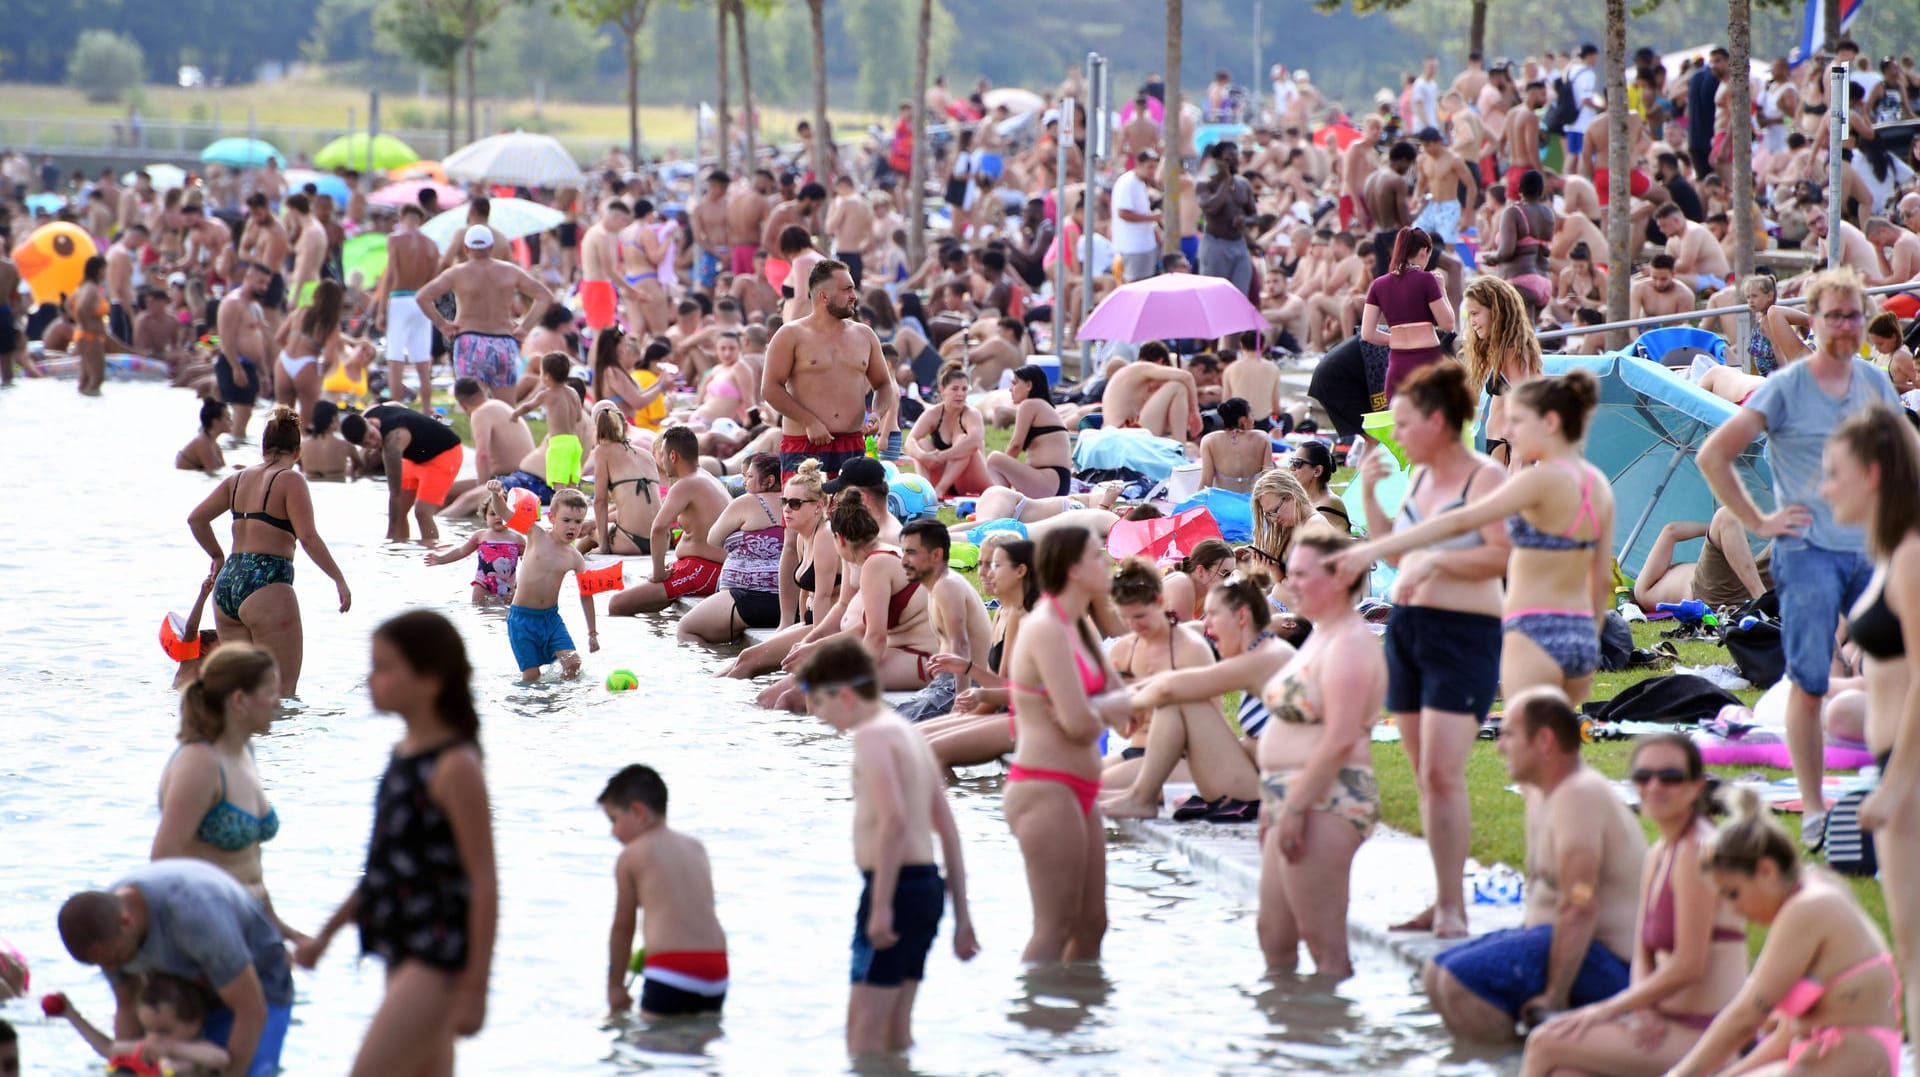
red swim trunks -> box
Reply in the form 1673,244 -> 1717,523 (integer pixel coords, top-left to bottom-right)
1505,166 -> 1528,201
1592,168 -> 1651,208
1338,194 -> 1356,231
579,279 -> 618,330
663,556 -> 722,600
730,244 -> 757,277
779,432 -> 867,481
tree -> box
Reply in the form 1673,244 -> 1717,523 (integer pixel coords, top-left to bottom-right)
375,0 -> 463,154
441,0 -> 506,145
715,0 -> 731,172
1313,0 -> 1488,59
733,0 -> 759,170
1728,0 -> 1754,303
908,0 -> 931,265
566,0 -> 653,164
66,29 -> 144,104
1162,0 -> 1182,258
1603,0 -> 1630,348
807,0 -> 831,186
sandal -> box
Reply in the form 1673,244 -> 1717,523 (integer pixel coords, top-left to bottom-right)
1170,795 -> 1219,822
1205,798 -> 1259,824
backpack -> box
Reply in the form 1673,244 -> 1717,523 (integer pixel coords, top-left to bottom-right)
1723,592 -> 1786,689
1547,66 -> 1582,133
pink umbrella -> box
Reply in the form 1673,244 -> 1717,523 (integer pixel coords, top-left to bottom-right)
1076,272 -> 1268,343
369,179 -> 468,210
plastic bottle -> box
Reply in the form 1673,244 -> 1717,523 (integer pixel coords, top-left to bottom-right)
1739,615 -> 1760,631
1655,599 -> 1709,623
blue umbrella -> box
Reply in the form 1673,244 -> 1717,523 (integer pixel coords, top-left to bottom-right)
200,137 -> 282,169
1540,354 -> 1773,572
24,193 -> 64,214
284,169 -> 352,205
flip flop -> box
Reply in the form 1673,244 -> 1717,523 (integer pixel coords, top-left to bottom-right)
1205,798 -> 1259,823
1170,795 -> 1219,822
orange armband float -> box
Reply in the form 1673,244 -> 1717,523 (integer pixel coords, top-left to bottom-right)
504,488 -> 541,534
578,558 -> 625,596
160,613 -> 201,663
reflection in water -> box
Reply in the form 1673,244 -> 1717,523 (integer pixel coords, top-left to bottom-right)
607,1013 -> 726,1069
1006,962 -> 1113,1037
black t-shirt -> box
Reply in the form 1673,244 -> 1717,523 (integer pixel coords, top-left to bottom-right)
1666,177 -> 1705,222
366,404 -> 461,462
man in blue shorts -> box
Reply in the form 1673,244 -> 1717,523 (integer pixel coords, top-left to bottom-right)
1422,688 -> 1647,1043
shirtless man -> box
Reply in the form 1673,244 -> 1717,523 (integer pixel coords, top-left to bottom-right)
1118,95 -> 1161,163
1865,215 -> 1920,286
104,224 -> 147,344
1306,232 -> 1368,351
1101,341 -> 1203,442
825,175 -> 875,287
763,183 -> 827,258
438,377 -> 540,515
1258,261 -> 1310,353
1813,212 -> 1881,280
895,521 -> 994,722
1549,209 -> 1610,271
1422,688 -> 1646,1043
727,170 -> 777,278
1552,172 -> 1603,223
375,203 -> 441,410
1630,254 -> 1697,327
132,289 -> 185,367
689,172 -> 733,297
763,258 -> 897,481
1656,203 -> 1731,294
256,157 -> 286,206
579,200 -> 635,334
1410,127 -> 1477,246
608,424 -> 732,615
415,227 -> 553,399
1581,104 -> 1647,210
1340,117 -> 1384,232
620,200 -> 673,335
281,194 -> 327,313
117,171 -> 154,236
177,203 -> 230,282
1364,143 -> 1418,278
731,248 -> 780,319
214,262 -> 275,438
1222,352 -> 1285,428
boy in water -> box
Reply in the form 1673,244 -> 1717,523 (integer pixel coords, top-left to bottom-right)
512,352 -> 587,490
486,482 -> 600,679
798,637 -> 979,1055
46,973 -> 232,1076
600,764 -> 730,1019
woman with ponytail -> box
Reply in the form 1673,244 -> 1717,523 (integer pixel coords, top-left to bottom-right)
1162,538 -> 1234,624
297,611 -> 497,1076
1360,226 -> 1456,399
152,644 -> 305,943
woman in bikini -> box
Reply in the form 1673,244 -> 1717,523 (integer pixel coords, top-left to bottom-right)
176,398 -> 231,474
906,363 -> 992,497
1829,405 -> 1920,1045
1523,733 -> 1749,1076
680,454 -> 786,644
1256,533 -> 1385,980
71,254 -> 124,396
1337,369 -> 1615,705
1663,786 -> 1902,1077
1284,440 -> 1351,532
298,401 -> 356,481
719,460 -> 839,679
152,643 -> 307,945
1161,538 -> 1235,625
1357,362 -> 1510,939
985,365 -> 1076,499
1246,469 -> 1341,582
1198,398 -> 1273,496
1548,242 -> 1605,327
1480,170 -> 1557,321
274,279 -> 345,426
1003,525 -> 1132,962
591,329 -> 672,433
921,535 -> 1034,769
1096,559 -> 1221,782
586,405 -> 663,556
186,406 -> 352,698
1459,276 -> 1543,469
1102,566 -> 1276,822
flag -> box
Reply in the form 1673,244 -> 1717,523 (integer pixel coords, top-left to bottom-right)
1795,0 -> 1865,65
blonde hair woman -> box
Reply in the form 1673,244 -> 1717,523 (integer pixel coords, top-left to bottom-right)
1247,469 -> 1340,582
1459,276 -> 1542,469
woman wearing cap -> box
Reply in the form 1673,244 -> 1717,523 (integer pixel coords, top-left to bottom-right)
1198,398 -> 1271,495
1285,440 -> 1350,532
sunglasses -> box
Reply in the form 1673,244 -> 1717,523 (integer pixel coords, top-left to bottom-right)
1630,767 -> 1691,786
1286,459 -> 1312,470
782,497 -> 819,510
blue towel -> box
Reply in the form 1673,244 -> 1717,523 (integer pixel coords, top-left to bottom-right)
1172,488 -> 1254,542
1071,428 -> 1187,483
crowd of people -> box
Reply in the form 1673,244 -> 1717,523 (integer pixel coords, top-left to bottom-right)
6,25 -> 1920,1077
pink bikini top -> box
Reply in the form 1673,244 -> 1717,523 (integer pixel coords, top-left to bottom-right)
1007,595 -> 1111,735
1775,951 -> 1899,1018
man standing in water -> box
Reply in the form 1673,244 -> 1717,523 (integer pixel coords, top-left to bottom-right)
375,203 -> 441,411
103,223 -> 147,345
798,636 -> 978,1056
764,259 -> 898,481
58,859 -> 295,1077
579,200 -> 634,334
341,402 -> 466,542
415,227 -> 553,400
215,262 -> 274,438
281,194 -> 326,314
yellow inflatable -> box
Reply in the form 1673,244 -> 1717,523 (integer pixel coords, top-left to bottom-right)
10,222 -> 98,306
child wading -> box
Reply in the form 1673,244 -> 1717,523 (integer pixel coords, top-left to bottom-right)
487,482 -> 601,679
599,765 -> 731,1019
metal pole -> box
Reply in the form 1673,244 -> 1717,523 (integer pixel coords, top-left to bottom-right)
1828,64 -> 1846,270
1082,55 -> 1105,376
1055,96 -> 1073,379
367,90 -> 381,192
1252,0 -> 1263,111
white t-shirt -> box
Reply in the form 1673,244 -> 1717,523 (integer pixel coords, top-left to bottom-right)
1273,79 -> 1299,120
1110,169 -> 1156,254
1568,64 -> 1600,135
1411,78 -> 1441,131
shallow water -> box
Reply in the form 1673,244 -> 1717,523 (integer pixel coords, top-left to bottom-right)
0,381 -> 1517,1075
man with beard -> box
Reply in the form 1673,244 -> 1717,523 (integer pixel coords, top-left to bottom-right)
215,262 -> 274,437
763,259 -> 897,481
1630,254 -> 1696,327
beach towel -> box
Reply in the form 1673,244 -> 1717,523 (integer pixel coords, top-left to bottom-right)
1171,487 -> 1253,542
1071,428 -> 1187,483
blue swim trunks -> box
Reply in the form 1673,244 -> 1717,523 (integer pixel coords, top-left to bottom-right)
499,469 -> 555,505
507,604 -> 575,672
1430,924 -> 1630,1019
850,864 -> 945,987
202,1003 -> 293,1077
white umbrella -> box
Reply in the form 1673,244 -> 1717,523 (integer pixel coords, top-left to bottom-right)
442,131 -> 584,189
982,87 -> 1046,115
123,164 -> 187,191
421,198 -> 566,251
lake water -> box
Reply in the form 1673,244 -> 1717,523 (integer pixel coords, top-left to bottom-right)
0,381 -> 1516,1075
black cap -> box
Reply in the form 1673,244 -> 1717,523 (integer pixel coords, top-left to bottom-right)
1579,43 -> 1599,57
1416,126 -> 1443,142
821,457 -> 887,494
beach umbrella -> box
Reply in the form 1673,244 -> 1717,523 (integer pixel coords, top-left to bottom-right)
442,131 -> 584,189
23,193 -> 64,214
200,137 -> 282,169
341,233 -> 388,288
420,197 -> 565,251
390,160 -> 449,183
283,169 -> 352,205
1194,123 -> 1251,156
368,179 -> 468,210
982,87 -> 1045,115
314,132 -> 419,172
1076,272 -> 1268,343
122,163 -> 188,192
1542,353 -> 1773,571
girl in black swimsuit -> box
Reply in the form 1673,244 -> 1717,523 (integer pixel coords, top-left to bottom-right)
588,406 -> 663,555
907,364 -> 993,496
986,364 -> 1075,498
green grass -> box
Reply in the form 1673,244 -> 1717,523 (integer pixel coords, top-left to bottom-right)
447,409 -> 544,447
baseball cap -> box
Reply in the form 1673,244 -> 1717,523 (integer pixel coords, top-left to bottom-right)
821,457 -> 886,494
1416,126 -> 1443,142
166,272 -> 187,287
464,225 -> 494,249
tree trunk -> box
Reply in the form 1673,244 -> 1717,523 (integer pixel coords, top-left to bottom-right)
1603,0 -> 1631,349
808,0 -> 831,187
716,0 -> 731,173
733,0 -> 755,170
1468,0 -> 1487,62
1824,0 -> 1841,53
446,62 -> 458,156
1729,0 -> 1755,365
908,0 -> 930,266
463,24 -> 477,145
1162,0 -> 1182,258
625,25 -> 641,164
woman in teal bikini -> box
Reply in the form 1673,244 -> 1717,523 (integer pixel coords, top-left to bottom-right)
151,644 -> 307,944
187,406 -> 352,698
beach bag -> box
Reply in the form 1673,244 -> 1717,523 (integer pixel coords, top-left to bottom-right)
1590,674 -> 1740,727
1596,610 -> 1634,672
1723,591 -> 1785,689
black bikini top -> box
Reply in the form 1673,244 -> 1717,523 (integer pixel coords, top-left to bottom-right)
231,468 -> 295,534
1850,581 -> 1905,660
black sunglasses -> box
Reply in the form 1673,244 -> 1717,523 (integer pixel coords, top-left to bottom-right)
782,497 -> 819,510
1630,767 -> 1691,786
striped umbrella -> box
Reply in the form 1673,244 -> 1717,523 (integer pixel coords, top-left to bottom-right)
420,198 -> 565,251
442,131 -> 584,189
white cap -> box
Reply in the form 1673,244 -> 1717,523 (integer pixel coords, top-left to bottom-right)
167,271 -> 188,287
1294,69 -> 1311,82
464,225 -> 494,250
1042,108 -> 1060,126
